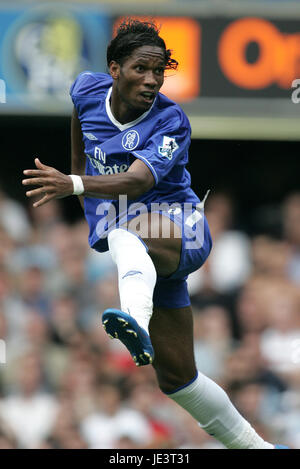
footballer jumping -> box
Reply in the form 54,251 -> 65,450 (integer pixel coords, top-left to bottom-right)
23,19 -> 287,449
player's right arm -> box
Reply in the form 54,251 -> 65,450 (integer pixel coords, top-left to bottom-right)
71,107 -> 86,210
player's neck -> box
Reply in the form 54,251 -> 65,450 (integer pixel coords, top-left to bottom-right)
110,91 -> 144,125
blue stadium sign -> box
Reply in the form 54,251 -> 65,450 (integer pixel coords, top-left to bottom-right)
0,3 -> 111,113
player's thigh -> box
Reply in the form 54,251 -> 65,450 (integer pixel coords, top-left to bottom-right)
149,305 -> 197,393
123,212 -> 182,277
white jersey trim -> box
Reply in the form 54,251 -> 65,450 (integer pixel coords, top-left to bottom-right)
105,87 -> 156,132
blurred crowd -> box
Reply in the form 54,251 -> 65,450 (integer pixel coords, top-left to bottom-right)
0,187 -> 299,449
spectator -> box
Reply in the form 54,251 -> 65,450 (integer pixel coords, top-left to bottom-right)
0,189 -> 31,244
282,193 -> 300,284
127,383 -> 175,448
193,305 -> 234,380
80,382 -> 152,448
0,351 -> 58,448
259,280 -> 300,383
251,235 -> 291,280
188,192 -> 251,295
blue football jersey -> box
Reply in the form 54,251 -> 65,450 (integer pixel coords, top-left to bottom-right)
70,71 -> 200,252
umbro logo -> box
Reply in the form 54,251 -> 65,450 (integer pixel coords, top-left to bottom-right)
83,132 -> 97,141
122,270 -> 143,279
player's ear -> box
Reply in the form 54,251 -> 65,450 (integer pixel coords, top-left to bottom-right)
109,61 -> 120,80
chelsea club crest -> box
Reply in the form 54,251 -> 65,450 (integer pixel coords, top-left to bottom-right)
122,130 -> 140,151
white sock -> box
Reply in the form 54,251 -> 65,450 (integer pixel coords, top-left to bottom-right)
167,372 -> 273,449
108,228 -> 157,334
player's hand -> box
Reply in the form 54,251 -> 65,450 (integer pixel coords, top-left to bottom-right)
23,158 -> 73,208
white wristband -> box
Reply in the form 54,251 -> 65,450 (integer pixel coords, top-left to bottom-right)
69,175 -> 84,196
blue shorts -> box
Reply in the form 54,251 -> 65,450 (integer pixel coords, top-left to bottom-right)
151,204 -> 212,308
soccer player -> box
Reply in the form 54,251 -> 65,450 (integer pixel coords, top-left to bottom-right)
23,19 -> 286,449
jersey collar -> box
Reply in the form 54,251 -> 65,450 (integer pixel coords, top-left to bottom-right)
105,87 -> 155,132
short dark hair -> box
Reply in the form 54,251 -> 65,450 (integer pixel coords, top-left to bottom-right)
107,18 -> 178,70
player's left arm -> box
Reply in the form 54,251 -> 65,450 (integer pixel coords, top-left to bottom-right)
23,157 -> 155,208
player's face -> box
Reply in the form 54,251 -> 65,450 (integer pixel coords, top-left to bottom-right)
111,45 -> 166,113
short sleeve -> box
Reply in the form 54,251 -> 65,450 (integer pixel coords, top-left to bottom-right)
132,109 -> 191,185
70,71 -> 111,100
70,71 -> 94,100
70,71 -> 112,117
